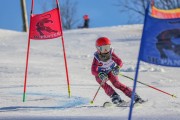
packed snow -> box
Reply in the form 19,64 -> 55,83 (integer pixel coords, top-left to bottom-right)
0,25 -> 180,120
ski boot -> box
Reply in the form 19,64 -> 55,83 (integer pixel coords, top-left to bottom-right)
134,94 -> 145,104
111,92 -> 121,104
110,92 -> 128,107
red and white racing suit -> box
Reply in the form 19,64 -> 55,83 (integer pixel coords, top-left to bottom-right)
91,50 -> 133,98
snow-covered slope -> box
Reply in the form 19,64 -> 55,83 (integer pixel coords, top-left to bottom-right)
0,25 -> 179,120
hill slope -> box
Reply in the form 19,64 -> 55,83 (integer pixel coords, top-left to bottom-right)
0,25 -> 179,120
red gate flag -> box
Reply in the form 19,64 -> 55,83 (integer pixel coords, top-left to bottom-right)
23,0 -> 71,102
30,8 -> 62,40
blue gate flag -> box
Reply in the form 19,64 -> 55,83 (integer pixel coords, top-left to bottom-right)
139,11 -> 180,67
128,3 -> 180,120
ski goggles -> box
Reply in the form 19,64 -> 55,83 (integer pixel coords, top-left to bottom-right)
97,45 -> 111,53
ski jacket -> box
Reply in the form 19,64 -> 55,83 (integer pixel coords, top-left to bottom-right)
91,49 -> 123,76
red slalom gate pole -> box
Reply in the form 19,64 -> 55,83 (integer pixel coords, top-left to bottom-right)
56,0 -> 71,97
23,0 -> 34,102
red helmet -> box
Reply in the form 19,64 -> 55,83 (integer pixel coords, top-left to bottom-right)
96,37 -> 111,53
83,15 -> 89,20
96,37 -> 111,47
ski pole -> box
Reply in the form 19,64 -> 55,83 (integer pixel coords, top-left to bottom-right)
90,84 -> 101,104
119,73 -> 177,98
90,80 -> 108,104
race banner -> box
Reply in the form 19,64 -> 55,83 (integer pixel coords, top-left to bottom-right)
140,7 -> 180,67
128,2 -> 180,120
29,8 -> 62,40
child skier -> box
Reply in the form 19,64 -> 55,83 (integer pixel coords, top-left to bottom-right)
91,37 -> 144,105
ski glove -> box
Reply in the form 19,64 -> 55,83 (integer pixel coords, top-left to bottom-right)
112,66 -> 120,76
98,72 -> 108,81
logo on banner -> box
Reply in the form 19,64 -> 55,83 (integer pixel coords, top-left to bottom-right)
156,29 -> 180,59
36,14 -> 58,36
30,8 -> 62,40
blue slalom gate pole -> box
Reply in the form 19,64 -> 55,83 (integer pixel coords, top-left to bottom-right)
128,58 -> 141,120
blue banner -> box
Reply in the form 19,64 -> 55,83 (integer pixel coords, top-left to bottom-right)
139,12 -> 180,67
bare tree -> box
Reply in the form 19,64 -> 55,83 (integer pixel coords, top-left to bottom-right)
20,0 -> 28,32
154,0 -> 180,9
41,0 -> 78,30
114,0 -> 150,24
115,0 -> 150,16
59,0 -> 78,30
115,0 -> 180,23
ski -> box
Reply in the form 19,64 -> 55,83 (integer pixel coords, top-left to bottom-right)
103,99 -> 148,108
103,101 -> 130,108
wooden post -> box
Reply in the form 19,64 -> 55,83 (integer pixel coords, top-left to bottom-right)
21,0 -> 29,32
